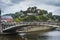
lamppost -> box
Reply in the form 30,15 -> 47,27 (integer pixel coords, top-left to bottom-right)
0,9 -> 2,32
0,9 -> 1,23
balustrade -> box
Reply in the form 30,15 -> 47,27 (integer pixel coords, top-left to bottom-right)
2,22 -> 60,30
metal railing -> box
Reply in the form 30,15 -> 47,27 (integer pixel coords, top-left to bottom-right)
2,22 -> 60,30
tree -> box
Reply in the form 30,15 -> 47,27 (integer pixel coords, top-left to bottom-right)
27,7 -> 32,13
39,15 -> 49,21
47,12 -> 53,20
3,6 -> 56,22
22,15 -> 37,22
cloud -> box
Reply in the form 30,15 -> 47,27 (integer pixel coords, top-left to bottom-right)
0,0 -> 13,11
34,0 -> 60,6
46,0 -> 60,6
1,0 -> 11,4
54,9 -> 60,15
11,0 -> 24,4
3,0 -> 33,14
1,0 -> 60,15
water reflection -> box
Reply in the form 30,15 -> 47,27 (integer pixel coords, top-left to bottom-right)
0,35 -> 22,40
0,31 -> 60,40
43,31 -> 60,36
37,36 -> 60,40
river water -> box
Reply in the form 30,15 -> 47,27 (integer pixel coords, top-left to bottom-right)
0,30 -> 60,40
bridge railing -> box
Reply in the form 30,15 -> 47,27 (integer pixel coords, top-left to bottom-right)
1,22 -> 17,30
2,22 -> 60,30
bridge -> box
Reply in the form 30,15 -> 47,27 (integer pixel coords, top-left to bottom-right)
1,22 -> 60,33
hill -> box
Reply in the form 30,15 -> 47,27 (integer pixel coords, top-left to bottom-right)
3,6 -> 60,22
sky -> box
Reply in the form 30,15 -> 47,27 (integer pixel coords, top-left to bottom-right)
0,0 -> 60,15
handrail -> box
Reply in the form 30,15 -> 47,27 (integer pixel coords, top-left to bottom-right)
2,22 -> 60,30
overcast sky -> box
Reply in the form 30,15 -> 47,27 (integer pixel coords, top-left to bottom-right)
0,0 -> 60,15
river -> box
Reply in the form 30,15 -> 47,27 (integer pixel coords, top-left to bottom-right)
0,30 -> 60,40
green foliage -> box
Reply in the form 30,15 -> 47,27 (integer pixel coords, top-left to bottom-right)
14,18 -> 20,22
3,6 -> 60,22
53,15 -> 60,21
22,15 -> 37,22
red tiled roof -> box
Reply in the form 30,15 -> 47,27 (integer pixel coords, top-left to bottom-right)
0,18 -> 13,22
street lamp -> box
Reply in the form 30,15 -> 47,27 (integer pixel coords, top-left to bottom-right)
0,9 -> 2,32
0,9 -> 1,23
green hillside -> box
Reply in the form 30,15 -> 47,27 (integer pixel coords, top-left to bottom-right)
3,6 -> 60,22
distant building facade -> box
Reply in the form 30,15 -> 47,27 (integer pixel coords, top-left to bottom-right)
1,16 -> 13,23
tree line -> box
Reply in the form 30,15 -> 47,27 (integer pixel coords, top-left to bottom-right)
3,6 -> 60,22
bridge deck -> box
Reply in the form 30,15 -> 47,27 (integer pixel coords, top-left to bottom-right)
2,24 -> 29,32
2,22 -> 60,32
